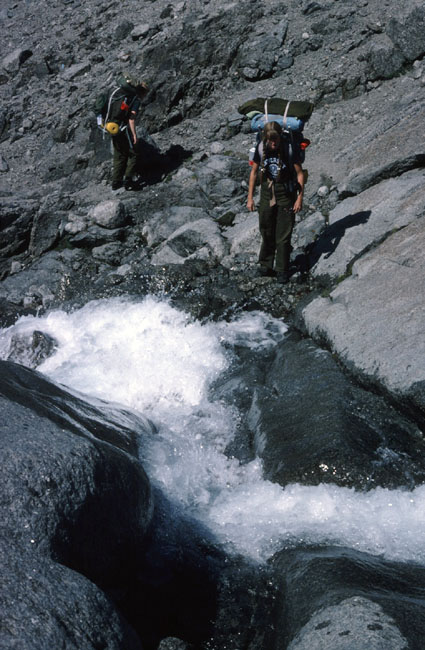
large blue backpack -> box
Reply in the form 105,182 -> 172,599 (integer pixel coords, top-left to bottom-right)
238,98 -> 313,166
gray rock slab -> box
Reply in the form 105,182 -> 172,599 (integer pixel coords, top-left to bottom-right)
29,209 -> 63,257
292,210 -> 326,250
387,4 -> 425,62
311,169 -> 425,279
0,154 -> 9,171
338,102 -> 425,197
366,33 -> 406,81
62,61 -> 91,81
240,332 -> 425,489
221,211 -> 260,262
305,81 -> 425,198
70,224 -> 126,248
1,542 -> 142,650
271,545 -> 425,650
287,596 -> 408,650
92,242 -> 123,265
150,218 -> 229,265
303,217 -> 425,405
142,206 -> 210,247
1,47 -> 31,73
131,23 -> 150,40
0,252 -> 69,306
0,198 -> 38,266
194,155 -> 247,204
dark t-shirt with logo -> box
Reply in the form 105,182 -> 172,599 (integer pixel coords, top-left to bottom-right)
253,141 -> 301,181
254,141 -> 300,205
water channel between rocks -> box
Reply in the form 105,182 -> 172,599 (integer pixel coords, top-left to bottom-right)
1,295 -> 425,566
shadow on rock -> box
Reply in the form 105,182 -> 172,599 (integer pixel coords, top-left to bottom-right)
136,142 -> 193,187
119,487 -> 276,650
296,210 -> 372,274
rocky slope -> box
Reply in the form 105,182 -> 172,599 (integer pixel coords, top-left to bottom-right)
1,0 -> 424,414
1,0 -> 425,648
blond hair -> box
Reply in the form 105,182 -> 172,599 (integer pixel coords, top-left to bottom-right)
262,121 -> 282,144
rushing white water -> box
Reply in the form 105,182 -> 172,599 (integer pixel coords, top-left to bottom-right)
1,295 -> 425,564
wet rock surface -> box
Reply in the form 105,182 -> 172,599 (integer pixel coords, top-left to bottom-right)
0,360 -> 153,648
0,364 -> 274,650
271,546 -> 425,650
222,332 -> 425,490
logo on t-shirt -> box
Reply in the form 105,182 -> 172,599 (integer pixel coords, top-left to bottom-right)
265,155 -> 286,180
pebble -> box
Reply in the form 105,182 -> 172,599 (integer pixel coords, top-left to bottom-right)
317,185 -> 330,197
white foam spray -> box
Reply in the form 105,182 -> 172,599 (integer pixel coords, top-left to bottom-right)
1,296 -> 425,564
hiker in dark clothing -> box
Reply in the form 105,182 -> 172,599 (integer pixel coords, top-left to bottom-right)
247,121 -> 304,284
110,79 -> 149,191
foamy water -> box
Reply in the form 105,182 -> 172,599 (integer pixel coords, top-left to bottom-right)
1,296 -> 425,563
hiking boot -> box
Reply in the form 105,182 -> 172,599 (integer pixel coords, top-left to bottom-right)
124,176 -> 143,191
277,271 -> 290,284
258,266 -> 276,277
111,180 -> 123,191
124,178 -> 135,191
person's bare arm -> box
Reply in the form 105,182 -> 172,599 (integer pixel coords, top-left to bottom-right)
247,161 -> 259,211
293,162 -> 304,213
128,112 -> 138,145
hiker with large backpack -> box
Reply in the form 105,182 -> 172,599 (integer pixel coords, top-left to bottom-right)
240,97 -> 313,284
95,75 -> 149,191
247,120 -> 305,284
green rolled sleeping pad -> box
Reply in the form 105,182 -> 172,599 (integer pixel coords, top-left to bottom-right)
238,97 -> 314,121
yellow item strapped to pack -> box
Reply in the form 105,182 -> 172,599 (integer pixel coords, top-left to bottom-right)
105,121 -> 120,136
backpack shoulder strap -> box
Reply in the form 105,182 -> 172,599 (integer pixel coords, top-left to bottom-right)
280,132 -> 294,167
104,87 -> 122,122
282,101 -> 291,129
258,141 -> 264,160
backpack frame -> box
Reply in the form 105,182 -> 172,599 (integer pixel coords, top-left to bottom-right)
96,86 -> 139,137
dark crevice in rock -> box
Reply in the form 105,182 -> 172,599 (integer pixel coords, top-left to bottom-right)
339,154 -> 425,200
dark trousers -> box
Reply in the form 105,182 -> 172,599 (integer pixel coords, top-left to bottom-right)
111,130 -> 137,184
258,185 -> 295,273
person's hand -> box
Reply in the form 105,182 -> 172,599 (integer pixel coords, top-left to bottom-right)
293,194 -> 303,213
247,197 -> 255,212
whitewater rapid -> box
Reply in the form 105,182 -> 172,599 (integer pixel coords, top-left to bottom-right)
1,296 -> 425,564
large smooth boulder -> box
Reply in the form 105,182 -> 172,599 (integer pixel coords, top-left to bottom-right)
0,360 -> 154,648
226,332 -> 425,488
89,199 -> 128,229
221,211 -> 260,267
1,541 -> 142,650
303,218 -> 425,417
288,597 -> 407,650
387,5 -> 425,62
194,155 -> 247,205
